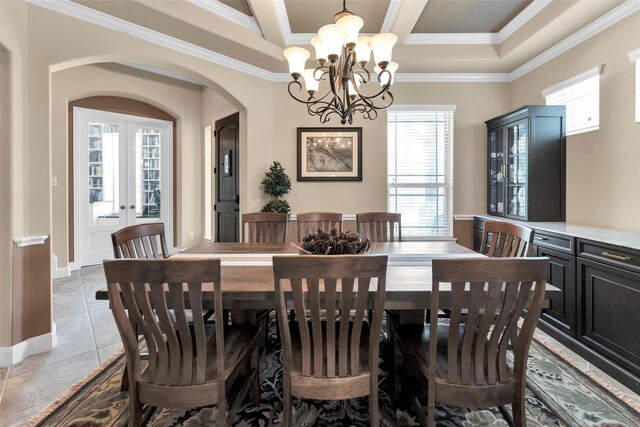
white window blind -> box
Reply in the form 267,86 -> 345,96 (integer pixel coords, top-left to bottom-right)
387,107 -> 455,239
630,48 -> 640,123
542,66 -> 601,136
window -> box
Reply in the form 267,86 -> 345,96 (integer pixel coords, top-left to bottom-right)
387,106 -> 455,239
630,48 -> 640,123
542,66 -> 601,136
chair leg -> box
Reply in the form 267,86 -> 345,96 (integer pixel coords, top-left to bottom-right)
369,385 -> 379,427
218,399 -> 227,427
128,392 -> 143,427
282,382 -> 292,427
498,405 -> 515,427
512,384 -> 527,427
250,347 -> 261,406
120,365 -> 130,392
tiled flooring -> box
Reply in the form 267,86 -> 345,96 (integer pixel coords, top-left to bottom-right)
1,266 -> 639,426
0,266 -> 120,426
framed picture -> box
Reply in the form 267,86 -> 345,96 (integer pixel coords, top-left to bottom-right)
297,127 -> 362,181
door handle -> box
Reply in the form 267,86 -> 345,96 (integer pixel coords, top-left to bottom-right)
233,207 -> 240,212
129,205 -> 135,209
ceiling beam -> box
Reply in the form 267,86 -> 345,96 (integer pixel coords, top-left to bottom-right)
248,0 -> 286,46
384,0 -> 430,45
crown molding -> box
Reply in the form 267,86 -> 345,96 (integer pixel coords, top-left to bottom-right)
497,0 -> 552,42
404,0 -> 550,45
381,0 -> 403,33
187,0 -> 262,35
28,0 -> 275,81
629,47 -> 640,62
273,0 -> 295,45
27,0 -> 640,86
510,0 -> 640,81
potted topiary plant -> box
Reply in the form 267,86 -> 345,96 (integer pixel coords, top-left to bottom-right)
260,161 -> 292,214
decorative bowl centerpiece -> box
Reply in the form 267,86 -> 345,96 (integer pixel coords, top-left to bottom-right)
299,228 -> 371,255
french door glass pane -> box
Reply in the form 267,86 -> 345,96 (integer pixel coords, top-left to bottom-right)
88,122 -> 120,226
136,128 -> 161,219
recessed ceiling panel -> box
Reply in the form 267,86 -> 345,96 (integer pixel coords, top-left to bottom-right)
413,0 -> 532,33
219,0 -> 253,17
285,0 -> 390,34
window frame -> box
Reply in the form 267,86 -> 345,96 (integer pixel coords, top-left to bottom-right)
386,105 -> 456,240
542,65 -> 602,136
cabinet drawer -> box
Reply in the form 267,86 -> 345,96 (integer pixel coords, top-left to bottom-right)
532,230 -> 574,255
578,239 -> 640,274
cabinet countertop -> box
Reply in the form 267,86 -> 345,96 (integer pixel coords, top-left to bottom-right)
473,215 -> 640,252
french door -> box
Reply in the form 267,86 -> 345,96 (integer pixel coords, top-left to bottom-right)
74,108 -> 173,266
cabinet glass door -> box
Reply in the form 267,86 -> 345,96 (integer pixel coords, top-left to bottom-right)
488,128 -> 505,215
507,120 -> 527,218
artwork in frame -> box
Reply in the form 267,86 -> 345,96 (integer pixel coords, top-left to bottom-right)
297,127 -> 362,181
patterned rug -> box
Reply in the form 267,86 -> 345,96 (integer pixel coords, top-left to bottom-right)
31,325 -> 640,427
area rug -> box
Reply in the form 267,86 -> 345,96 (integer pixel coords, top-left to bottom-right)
31,329 -> 640,427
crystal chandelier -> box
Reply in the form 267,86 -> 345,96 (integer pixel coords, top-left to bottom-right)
283,0 -> 398,125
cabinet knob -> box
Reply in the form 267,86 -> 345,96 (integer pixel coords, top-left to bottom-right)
120,205 -> 126,210
130,205 -> 136,209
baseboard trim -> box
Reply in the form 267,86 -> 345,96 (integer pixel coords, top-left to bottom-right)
0,325 -> 57,367
56,266 -> 71,278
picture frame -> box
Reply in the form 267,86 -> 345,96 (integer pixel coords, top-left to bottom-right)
297,127 -> 362,181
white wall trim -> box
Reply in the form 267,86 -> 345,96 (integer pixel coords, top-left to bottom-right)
381,0 -> 403,33
187,0 -> 262,36
57,266 -> 71,278
14,235 -> 48,247
119,62 -> 204,85
541,65 -> 602,97
453,214 -> 475,221
0,327 -> 57,367
497,0 -> 552,42
28,0 -> 640,86
510,1 -> 640,81
28,0 -> 275,82
629,47 -> 640,62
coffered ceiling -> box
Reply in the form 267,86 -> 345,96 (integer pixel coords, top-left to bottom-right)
55,0 -> 635,77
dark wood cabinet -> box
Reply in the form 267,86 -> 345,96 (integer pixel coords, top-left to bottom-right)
485,106 -> 566,221
537,246 -> 576,336
577,240 -> 640,379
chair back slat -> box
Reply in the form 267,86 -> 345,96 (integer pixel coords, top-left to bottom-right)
273,255 -> 387,380
242,212 -> 288,243
112,223 -> 169,259
105,259 -> 222,387
479,220 -> 533,258
356,212 -> 402,242
325,278 -> 337,377
296,212 -> 343,241
431,258 -> 548,388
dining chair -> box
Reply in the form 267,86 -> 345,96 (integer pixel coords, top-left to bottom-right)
111,223 -> 169,259
242,212 -> 288,243
104,258 -> 262,427
357,212 -> 402,242
296,212 -> 343,241
480,220 -> 534,257
393,257 -> 549,427
272,255 -> 388,427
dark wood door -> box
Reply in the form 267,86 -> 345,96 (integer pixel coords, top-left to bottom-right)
538,246 -> 576,336
215,113 -> 240,242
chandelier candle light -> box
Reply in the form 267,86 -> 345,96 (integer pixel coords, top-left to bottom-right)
283,0 -> 398,124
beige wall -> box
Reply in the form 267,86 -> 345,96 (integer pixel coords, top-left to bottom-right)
509,13 -> 640,231
51,64 -> 205,266
273,82 -> 509,216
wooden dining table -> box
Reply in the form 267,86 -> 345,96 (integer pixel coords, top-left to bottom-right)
95,240 -> 560,321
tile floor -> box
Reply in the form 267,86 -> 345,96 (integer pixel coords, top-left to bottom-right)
0,266 -> 638,426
